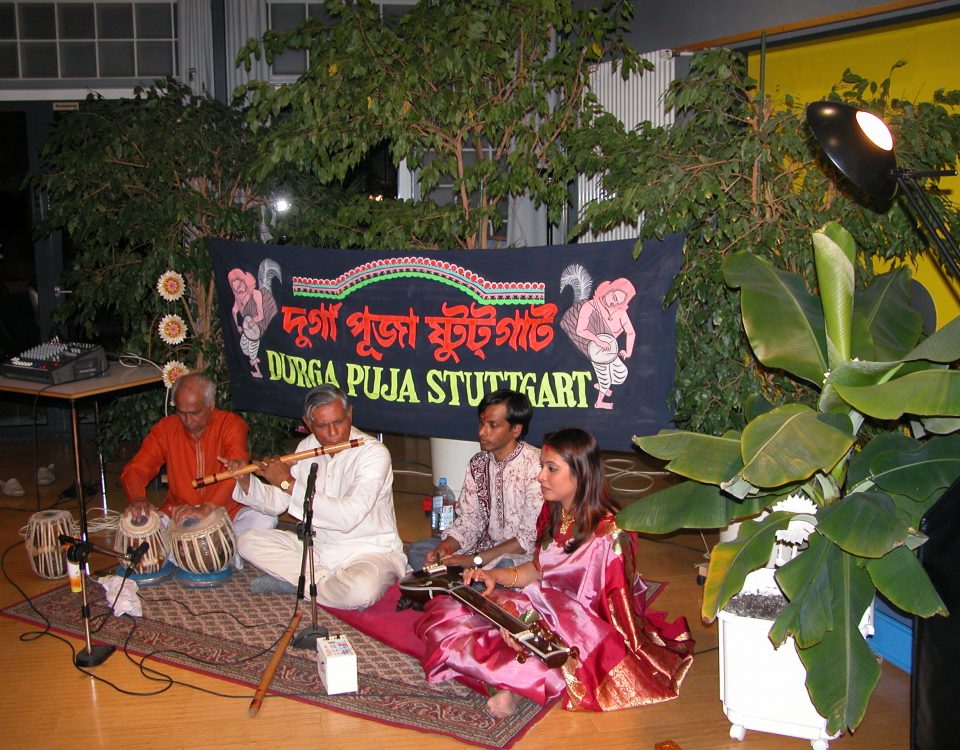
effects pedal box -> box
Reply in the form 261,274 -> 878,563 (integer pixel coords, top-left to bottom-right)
0,339 -> 109,385
317,634 -> 358,695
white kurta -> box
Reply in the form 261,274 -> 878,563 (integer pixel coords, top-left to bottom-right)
233,426 -> 406,609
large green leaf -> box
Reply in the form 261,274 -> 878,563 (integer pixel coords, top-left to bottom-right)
864,433 -> 960,503
832,369 -> 960,420
764,530 -> 881,733
723,251 -> 828,387
770,532 -> 837,647
817,489 -> 913,557
703,513 -> 791,621
738,405 -> 853,488
798,592 -> 881,735
813,224 -> 855,368
866,545 -> 947,617
616,480 -> 739,533
903,314 -> 960,363
633,430 -> 743,485
854,267 -> 922,361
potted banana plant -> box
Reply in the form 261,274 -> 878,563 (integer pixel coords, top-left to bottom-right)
619,222 -> 960,742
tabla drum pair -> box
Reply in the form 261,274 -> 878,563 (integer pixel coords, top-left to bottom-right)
115,506 -> 237,587
21,509 -> 79,579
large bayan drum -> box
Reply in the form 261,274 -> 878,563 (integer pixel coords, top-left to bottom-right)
114,509 -> 173,585
170,506 -> 237,586
22,509 -> 78,579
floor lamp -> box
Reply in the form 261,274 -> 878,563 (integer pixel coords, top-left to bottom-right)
806,100 -> 959,278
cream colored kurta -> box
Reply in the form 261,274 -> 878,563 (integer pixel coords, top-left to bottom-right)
233,426 -> 406,609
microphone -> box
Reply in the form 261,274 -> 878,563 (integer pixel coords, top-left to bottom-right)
304,462 -> 319,503
59,533 -> 148,565
126,541 -> 150,567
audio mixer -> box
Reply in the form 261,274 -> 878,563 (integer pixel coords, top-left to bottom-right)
0,339 -> 109,385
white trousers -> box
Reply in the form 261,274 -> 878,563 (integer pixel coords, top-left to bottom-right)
237,528 -> 401,610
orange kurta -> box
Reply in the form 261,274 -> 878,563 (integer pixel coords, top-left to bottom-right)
120,408 -> 249,519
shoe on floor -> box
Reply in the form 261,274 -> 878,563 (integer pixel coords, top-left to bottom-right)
36,464 -> 56,486
0,478 -> 25,497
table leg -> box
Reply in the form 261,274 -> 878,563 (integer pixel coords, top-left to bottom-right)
69,400 -> 88,542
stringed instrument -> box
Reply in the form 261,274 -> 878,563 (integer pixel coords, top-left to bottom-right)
399,564 -> 576,669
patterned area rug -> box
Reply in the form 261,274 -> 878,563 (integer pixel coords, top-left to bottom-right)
1,566 -> 551,749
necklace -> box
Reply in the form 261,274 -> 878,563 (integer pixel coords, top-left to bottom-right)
559,508 -> 575,535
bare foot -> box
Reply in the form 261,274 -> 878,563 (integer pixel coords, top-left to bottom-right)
486,689 -> 520,718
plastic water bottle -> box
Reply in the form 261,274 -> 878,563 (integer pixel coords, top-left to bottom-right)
430,482 -> 444,536
436,477 -> 457,532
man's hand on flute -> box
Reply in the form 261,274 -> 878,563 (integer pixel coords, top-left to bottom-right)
219,455 -> 294,494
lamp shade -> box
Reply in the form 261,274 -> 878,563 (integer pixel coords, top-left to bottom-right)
806,101 -> 898,201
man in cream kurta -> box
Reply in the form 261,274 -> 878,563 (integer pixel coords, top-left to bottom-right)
228,385 -> 406,610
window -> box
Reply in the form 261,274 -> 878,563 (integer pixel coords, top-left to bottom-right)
266,0 -> 415,80
0,1 -> 177,80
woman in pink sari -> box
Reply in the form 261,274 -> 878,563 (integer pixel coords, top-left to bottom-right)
414,427 -> 694,718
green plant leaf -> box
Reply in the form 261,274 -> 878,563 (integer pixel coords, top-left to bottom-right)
770,532 -> 838,647
813,223 -> 855,368
616,480 -> 739,533
633,430 -> 743,485
903,314 -> 960,363
773,534 -> 880,733
703,512 -> 791,621
866,545 -> 947,617
832,369 -> 960,420
817,489 -> 913,557
797,593 -> 881,736
920,416 -> 960,434
723,251 -> 828,387
738,404 -> 854,488
864,433 -> 960,503
854,267 -> 922,361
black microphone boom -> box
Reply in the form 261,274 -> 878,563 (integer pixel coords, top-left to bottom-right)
58,533 -> 148,565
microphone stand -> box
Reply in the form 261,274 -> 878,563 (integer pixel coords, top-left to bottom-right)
58,534 -> 149,667
292,462 -> 328,649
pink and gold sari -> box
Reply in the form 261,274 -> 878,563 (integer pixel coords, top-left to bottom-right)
414,517 -> 694,710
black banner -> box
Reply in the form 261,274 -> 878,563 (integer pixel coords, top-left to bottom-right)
208,236 -> 682,451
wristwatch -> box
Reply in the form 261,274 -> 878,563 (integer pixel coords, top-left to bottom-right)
472,554 -> 484,566
279,478 -> 293,492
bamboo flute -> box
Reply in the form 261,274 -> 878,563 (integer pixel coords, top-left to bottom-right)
193,438 -> 365,488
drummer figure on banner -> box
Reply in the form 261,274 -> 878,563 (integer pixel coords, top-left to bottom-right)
559,266 -> 637,410
118,372 -> 276,585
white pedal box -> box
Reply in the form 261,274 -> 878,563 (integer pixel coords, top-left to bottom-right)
316,634 -> 358,695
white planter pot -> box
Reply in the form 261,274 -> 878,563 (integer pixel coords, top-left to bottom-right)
718,602 -> 874,750
718,610 -> 838,750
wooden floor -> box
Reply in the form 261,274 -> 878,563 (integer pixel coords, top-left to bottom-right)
0,429 -> 910,749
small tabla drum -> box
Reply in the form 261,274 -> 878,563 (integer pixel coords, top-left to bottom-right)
22,509 -> 78,579
170,506 -> 237,587
114,508 -> 174,585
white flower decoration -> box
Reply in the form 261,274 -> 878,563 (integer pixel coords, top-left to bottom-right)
161,360 -> 189,389
158,314 -> 188,345
771,493 -> 818,515
776,525 -> 815,545
156,270 -> 186,302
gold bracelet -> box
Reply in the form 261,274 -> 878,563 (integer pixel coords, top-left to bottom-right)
507,567 -> 519,587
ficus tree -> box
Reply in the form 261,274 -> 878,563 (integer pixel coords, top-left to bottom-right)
238,0 -> 648,251
30,80 -> 310,454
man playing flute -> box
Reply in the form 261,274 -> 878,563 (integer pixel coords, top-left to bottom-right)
225,384 -> 406,609
120,373 -> 276,535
